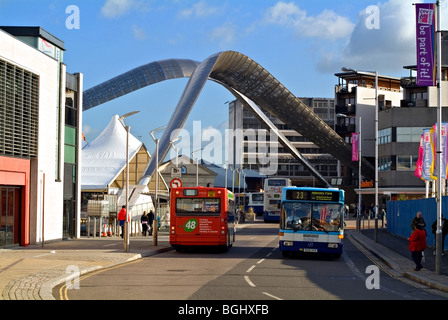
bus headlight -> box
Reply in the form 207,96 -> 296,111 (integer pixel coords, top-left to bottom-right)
283,241 -> 294,247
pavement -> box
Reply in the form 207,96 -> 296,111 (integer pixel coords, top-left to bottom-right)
0,219 -> 447,300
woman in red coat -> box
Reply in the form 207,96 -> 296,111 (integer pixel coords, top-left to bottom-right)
408,226 -> 427,271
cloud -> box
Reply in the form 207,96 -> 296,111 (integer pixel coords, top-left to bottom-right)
208,23 -> 237,47
101,0 -> 136,18
82,124 -> 101,141
315,0 -> 433,75
132,24 -> 147,40
264,1 -> 355,40
179,1 -> 223,19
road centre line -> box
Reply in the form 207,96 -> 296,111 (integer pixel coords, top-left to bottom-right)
262,292 -> 283,300
244,275 -> 256,287
246,265 -> 256,273
103,243 -> 119,247
257,258 -> 265,264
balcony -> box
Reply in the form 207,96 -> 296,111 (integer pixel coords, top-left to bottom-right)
400,99 -> 427,107
335,104 -> 356,114
335,124 -> 356,134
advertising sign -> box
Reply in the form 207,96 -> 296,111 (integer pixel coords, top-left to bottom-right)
415,3 -> 436,86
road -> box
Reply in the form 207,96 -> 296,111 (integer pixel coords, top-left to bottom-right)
55,222 -> 447,301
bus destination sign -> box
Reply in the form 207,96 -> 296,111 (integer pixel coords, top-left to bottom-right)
286,189 -> 340,202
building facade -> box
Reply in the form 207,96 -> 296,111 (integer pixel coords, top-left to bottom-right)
334,31 -> 448,205
229,98 -> 338,188
0,27 -> 82,246
334,70 -> 403,204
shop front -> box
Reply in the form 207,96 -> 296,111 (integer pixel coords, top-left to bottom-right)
0,156 -> 30,247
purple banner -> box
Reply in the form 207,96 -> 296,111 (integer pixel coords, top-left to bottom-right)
415,3 -> 436,86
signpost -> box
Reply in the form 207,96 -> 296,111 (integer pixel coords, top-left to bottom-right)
170,178 -> 182,189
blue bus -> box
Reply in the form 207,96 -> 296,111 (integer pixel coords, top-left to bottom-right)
245,192 -> 264,216
279,187 -> 345,258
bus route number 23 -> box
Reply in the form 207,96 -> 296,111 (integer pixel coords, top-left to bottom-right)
184,218 -> 198,232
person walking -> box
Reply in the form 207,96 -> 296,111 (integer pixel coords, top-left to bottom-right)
408,225 -> 427,271
141,211 -> 149,236
117,205 -> 129,238
148,210 -> 155,235
431,215 -> 448,256
411,211 -> 426,232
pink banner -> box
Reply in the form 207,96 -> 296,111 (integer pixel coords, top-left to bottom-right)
415,3 -> 436,86
351,132 -> 359,161
414,134 -> 423,179
421,128 -> 433,181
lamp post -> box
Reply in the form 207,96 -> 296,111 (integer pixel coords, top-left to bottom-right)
358,116 -> 362,232
192,147 -> 204,186
170,137 -> 182,168
225,161 -> 228,190
338,113 -> 362,232
435,0 -> 443,275
150,125 -> 167,246
342,67 -> 378,241
118,111 -> 140,253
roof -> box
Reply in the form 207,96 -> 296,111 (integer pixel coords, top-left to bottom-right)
0,26 -> 65,50
81,115 -> 143,190
201,161 -> 265,189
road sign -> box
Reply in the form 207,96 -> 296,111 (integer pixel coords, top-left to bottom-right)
171,167 -> 182,178
170,178 -> 182,189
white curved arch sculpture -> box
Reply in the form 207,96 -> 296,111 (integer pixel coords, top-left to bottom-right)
83,51 -> 375,186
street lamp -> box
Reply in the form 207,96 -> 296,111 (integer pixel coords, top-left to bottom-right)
435,1 -> 443,275
170,136 -> 182,168
342,67 -> 379,241
338,113 -> 362,232
192,147 -> 204,186
150,125 -> 167,246
224,161 -> 229,190
118,110 -> 140,253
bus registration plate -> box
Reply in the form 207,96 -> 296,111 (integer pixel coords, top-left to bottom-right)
303,248 -> 318,253
302,234 -> 319,242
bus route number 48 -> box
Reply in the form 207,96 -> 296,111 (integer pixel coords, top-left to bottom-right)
184,218 -> 198,232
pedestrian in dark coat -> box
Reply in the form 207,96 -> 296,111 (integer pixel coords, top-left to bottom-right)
148,210 -> 155,235
141,211 -> 149,236
431,215 -> 448,255
411,211 -> 426,232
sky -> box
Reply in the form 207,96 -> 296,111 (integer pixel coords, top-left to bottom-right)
1,0 -> 447,165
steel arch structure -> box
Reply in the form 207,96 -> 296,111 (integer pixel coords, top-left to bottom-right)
83,59 -> 200,110
83,51 -> 375,185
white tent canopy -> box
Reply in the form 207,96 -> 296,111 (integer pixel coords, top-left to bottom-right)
81,115 -> 143,191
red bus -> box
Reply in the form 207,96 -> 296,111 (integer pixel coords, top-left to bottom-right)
169,187 -> 236,251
